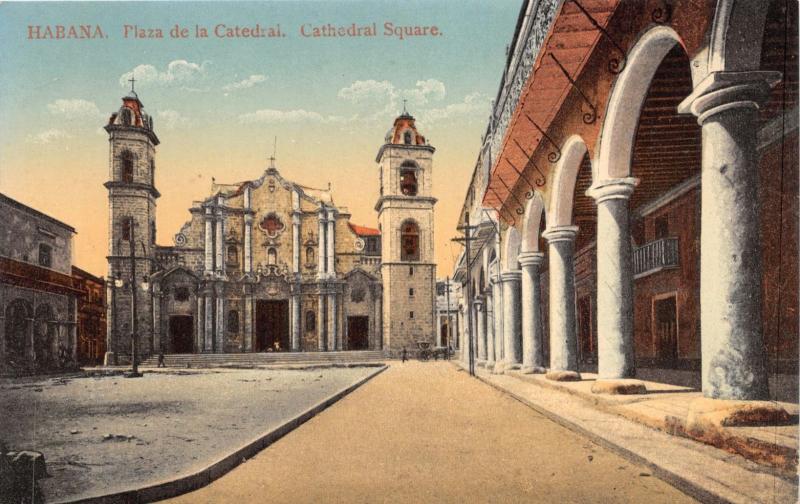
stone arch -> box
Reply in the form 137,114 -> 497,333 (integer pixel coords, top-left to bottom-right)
399,219 -> 420,262
596,26 -> 691,180
521,192 -> 545,253
708,0 -> 770,73
547,135 -> 589,228
502,226 -> 522,271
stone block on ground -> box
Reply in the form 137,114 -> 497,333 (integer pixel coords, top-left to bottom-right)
591,379 -> 647,395
546,370 -> 581,382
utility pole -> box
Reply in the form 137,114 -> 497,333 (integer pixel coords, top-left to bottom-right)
444,275 -> 453,359
452,211 -> 478,376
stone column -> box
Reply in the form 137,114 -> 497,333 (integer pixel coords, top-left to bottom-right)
679,71 -> 780,401
587,178 -> 645,393
215,296 -> 224,353
491,272 -> 505,372
501,271 -> 522,371
204,294 -> 213,352
474,297 -> 486,365
327,209 -> 336,278
244,295 -> 253,352
204,214 -> 214,273
292,213 -> 301,275
291,294 -> 301,351
542,226 -> 581,381
485,290 -> 496,370
328,292 -> 338,350
196,295 -> 203,352
244,214 -> 253,274
317,293 -> 326,351
215,217 -> 224,275
318,211 -> 326,278
519,252 -> 547,374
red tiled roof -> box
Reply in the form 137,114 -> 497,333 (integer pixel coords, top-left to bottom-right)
349,223 -> 380,236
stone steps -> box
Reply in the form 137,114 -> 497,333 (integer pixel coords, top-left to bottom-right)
140,351 -> 386,368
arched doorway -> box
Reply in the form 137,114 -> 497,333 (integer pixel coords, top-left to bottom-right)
4,299 -> 32,366
34,304 -> 57,368
169,315 -> 194,353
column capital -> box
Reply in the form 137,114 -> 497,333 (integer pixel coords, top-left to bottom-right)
244,214 -> 253,224
587,178 -> 638,203
542,225 -> 579,243
678,71 -> 781,125
500,270 -> 522,283
473,296 -> 485,307
518,251 -> 545,268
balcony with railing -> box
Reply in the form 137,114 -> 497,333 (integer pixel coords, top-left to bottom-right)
633,238 -> 679,279
360,256 -> 381,266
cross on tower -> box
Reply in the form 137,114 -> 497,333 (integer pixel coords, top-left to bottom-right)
402,99 -> 408,114
128,75 -> 136,93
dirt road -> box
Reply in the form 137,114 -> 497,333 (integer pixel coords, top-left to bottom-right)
168,361 -> 696,503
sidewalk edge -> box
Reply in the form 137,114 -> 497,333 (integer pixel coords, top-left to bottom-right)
472,371 -> 734,504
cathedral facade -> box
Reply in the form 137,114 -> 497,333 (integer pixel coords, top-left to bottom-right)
104,91 -> 436,362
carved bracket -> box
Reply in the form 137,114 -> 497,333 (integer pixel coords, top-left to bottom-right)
570,0 -> 627,73
549,53 -> 597,124
511,139 -> 547,188
523,112 -> 562,163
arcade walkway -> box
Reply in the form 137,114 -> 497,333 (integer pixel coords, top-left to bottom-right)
168,361 -> 695,503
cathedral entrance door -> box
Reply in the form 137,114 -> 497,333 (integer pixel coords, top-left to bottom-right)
255,300 -> 290,352
347,316 -> 369,350
169,316 -> 194,353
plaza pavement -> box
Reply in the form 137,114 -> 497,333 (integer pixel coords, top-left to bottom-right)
168,360 -> 698,504
0,366 -> 380,503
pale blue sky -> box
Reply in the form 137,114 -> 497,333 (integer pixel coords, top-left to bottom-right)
0,1 -> 521,274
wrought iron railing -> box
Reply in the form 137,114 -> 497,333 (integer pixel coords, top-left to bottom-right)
633,238 -> 679,278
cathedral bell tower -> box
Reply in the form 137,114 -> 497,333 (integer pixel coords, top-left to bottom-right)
103,82 -> 160,365
376,109 -> 437,355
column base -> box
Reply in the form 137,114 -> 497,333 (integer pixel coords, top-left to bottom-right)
485,360 -> 495,371
492,362 -> 505,374
686,397 -> 795,430
521,365 -> 547,374
591,379 -> 647,395
103,352 -> 117,366
504,362 -> 521,371
476,360 -> 487,368
546,370 -> 582,382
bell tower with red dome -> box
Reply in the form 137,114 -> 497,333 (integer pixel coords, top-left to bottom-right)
375,109 -> 437,355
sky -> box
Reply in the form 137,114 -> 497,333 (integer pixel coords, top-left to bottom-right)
0,0 -> 521,277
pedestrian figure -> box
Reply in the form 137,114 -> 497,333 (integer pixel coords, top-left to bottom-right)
447,344 -> 452,360
401,346 -> 407,363
157,349 -> 165,368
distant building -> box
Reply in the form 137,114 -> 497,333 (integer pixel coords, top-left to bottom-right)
435,279 -> 460,349
0,193 -> 80,373
72,266 -> 106,366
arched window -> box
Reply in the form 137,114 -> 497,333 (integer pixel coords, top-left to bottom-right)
121,151 -> 134,183
150,159 -> 155,186
227,310 -> 239,333
400,221 -> 420,262
121,108 -> 132,126
267,247 -> 277,265
121,217 -> 133,242
227,245 -> 239,265
305,311 -> 316,332
150,221 -> 156,244
400,169 -> 417,196
404,130 -> 412,145
306,246 -> 315,264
